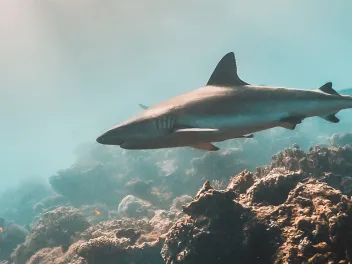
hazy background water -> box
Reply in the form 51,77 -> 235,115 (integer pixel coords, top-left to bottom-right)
1,0 -> 352,192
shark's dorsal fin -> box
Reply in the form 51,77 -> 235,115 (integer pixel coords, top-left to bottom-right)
207,52 -> 249,87
318,82 -> 340,96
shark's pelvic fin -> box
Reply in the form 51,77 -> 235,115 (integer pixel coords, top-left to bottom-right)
320,113 -> 340,123
318,82 -> 340,96
138,104 -> 149,110
241,134 -> 254,138
206,52 -> 249,87
190,142 -> 219,151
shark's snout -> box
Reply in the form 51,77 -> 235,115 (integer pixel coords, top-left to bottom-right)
97,117 -> 161,146
96,129 -> 124,145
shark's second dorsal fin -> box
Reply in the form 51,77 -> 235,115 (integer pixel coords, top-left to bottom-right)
318,82 -> 340,96
207,52 -> 249,87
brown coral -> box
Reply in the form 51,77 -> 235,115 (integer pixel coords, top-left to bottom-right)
76,235 -> 164,264
161,181 -> 273,264
27,240 -> 86,264
259,179 -> 352,263
76,217 -> 168,264
10,207 -> 90,264
162,163 -> 352,264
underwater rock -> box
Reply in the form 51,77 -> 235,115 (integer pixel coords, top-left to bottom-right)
33,195 -> 69,215
259,145 -> 352,196
0,180 -> 53,226
244,168 -> 303,206
79,218 -> 153,241
149,210 -> 175,235
124,179 -> 166,209
329,133 -> 352,147
191,148 -> 252,182
253,179 -> 352,263
5,140 -> 352,263
76,236 -> 163,264
10,207 -> 90,264
80,204 -> 109,225
161,181 -> 274,264
124,179 -> 153,199
239,166 -> 352,263
163,161 -> 352,264
76,218 -> 164,264
49,163 -> 122,207
226,169 -> 255,195
117,195 -> 155,219
26,240 -> 86,264
0,223 -> 28,261
170,195 -> 192,211
341,176 -> 352,196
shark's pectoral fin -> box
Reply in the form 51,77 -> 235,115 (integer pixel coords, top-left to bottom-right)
279,116 -> 303,130
320,113 -> 340,123
174,128 -> 219,134
190,143 -> 219,151
138,104 -> 149,110
318,82 -> 340,96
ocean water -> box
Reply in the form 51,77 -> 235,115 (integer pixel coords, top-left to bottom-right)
1,1 -> 352,263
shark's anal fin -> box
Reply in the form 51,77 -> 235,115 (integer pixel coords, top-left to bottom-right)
138,104 -> 149,110
318,82 -> 340,96
190,143 -> 219,151
320,113 -> 340,123
206,52 -> 249,87
279,116 -> 303,130
280,123 -> 297,130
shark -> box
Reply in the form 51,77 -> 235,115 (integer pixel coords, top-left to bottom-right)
96,52 -> 352,151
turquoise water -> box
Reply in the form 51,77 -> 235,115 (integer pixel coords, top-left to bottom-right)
1,1 -> 352,263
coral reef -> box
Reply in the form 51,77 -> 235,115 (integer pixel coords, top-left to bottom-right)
162,166 -> 352,263
329,132 -> 352,147
117,195 -> 155,218
0,180 -> 53,226
33,195 -> 69,215
27,241 -> 86,264
10,207 -> 90,264
161,181 -> 275,264
76,218 -> 165,264
4,135 -> 352,263
49,164 -> 123,207
0,222 -> 28,261
258,144 -> 352,196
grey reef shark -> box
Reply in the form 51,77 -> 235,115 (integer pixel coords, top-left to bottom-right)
97,52 -> 352,151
